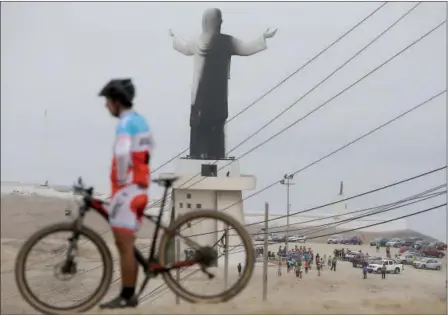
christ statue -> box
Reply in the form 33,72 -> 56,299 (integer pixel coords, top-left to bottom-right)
169,8 -> 277,160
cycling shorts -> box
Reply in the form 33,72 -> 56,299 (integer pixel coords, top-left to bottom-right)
107,184 -> 148,233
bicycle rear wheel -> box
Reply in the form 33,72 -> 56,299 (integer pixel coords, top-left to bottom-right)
158,210 -> 255,303
15,222 -> 113,315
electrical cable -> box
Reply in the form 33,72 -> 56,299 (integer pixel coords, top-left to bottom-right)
306,203 -> 446,241
186,180 -> 446,239
141,202 -> 446,304
149,2 -> 388,175
291,190 -> 446,238
260,183 -> 446,235
152,19 -> 446,211
181,88 -> 447,235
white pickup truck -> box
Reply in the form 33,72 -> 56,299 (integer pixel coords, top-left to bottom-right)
367,259 -> 404,274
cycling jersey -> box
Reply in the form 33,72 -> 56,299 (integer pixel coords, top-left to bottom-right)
108,110 -> 154,232
110,110 -> 154,196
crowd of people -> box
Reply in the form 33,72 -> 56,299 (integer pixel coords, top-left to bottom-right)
276,245 -> 338,278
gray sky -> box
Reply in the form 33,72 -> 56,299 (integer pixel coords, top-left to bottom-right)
1,2 -> 446,240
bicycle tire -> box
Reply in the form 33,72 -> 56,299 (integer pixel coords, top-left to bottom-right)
15,222 -> 113,315
158,210 -> 255,303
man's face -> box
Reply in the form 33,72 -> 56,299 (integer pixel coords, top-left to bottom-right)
105,98 -> 119,117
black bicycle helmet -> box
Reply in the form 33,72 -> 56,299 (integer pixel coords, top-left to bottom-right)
99,78 -> 135,106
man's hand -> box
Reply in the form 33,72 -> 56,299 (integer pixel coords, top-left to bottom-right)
263,28 -> 278,39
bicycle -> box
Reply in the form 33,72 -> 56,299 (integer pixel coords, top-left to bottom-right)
15,176 -> 255,314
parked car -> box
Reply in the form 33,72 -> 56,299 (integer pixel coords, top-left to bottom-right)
370,238 -> 382,246
386,238 -> 403,247
413,240 -> 431,250
327,236 -> 343,244
433,242 -> 447,251
419,246 -> 445,258
414,258 -> 442,270
367,259 -> 403,274
401,239 -> 416,247
396,252 -> 424,265
288,235 -> 306,243
346,236 -> 363,245
399,245 -> 421,254
352,254 -> 379,267
344,250 -> 359,261
378,238 -> 390,247
255,235 -> 272,241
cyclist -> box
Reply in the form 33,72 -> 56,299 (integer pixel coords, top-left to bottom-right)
98,78 -> 154,309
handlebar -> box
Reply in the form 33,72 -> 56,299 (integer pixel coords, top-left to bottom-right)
72,177 -> 94,197
72,174 -> 179,197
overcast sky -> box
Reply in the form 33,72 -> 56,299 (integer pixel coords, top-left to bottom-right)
1,2 -> 446,240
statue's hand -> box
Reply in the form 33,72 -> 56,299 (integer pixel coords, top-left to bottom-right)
169,29 -> 174,37
263,28 -> 278,39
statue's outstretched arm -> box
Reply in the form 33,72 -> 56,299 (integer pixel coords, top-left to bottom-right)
231,28 -> 277,56
169,29 -> 194,56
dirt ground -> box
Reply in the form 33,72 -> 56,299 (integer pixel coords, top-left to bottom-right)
1,194 -> 447,314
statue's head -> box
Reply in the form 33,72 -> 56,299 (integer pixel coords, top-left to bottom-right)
202,8 -> 222,33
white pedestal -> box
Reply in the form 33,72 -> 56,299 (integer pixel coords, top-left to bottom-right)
160,157 -> 256,262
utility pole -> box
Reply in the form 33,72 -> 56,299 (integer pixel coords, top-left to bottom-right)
280,174 -> 295,252
262,202 -> 269,302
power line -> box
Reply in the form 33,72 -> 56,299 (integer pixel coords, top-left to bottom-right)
149,2 -> 388,175
186,178 -> 446,239
140,185 -> 447,302
287,190 -> 446,238
245,166 -> 446,227
140,202 -> 446,304
154,18 -> 446,209
306,203 -> 446,241
253,183 -> 446,235
231,90 -> 446,223
107,183 -> 447,294
180,84 -> 446,233
226,2 -> 422,156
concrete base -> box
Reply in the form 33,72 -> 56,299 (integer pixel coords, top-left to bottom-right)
160,157 -> 256,264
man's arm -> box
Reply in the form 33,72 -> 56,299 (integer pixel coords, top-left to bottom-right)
114,119 -> 133,186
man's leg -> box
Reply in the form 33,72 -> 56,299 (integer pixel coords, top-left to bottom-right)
100,187 -> 147,309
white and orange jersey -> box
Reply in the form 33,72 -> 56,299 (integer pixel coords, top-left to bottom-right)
110,110 -> 154,196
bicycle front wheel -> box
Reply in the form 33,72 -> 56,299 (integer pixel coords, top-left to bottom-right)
15,222 -> 113,315
158,210 -> 255,304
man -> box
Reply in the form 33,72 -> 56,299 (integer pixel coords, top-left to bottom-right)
331,256 -> 337,272
237,263 -> 242,277
381,263 -> 387,279
316,256 -> 321,277
98,79 -> 154,309
277,259 -> 282,276
296,259 -> 302,278
362,264 -> 368,279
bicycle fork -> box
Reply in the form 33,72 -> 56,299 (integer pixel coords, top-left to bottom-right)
61,213 -> 85,275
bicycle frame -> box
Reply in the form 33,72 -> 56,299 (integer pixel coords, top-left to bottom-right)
70,178 -> 200,297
